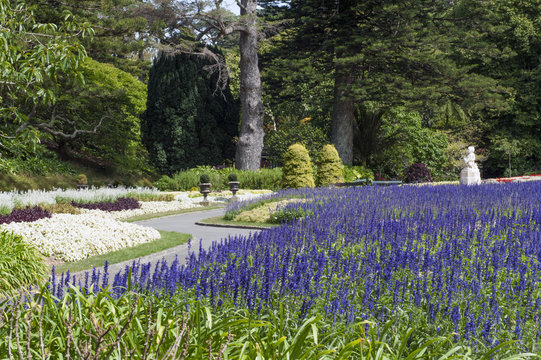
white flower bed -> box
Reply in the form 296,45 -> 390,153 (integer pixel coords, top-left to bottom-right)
0,186 -> 160,212
0,213 -> 161,262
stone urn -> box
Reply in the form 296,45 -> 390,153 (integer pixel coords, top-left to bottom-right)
229,181 -> 240,196
227,173 -> 239,200
199,174 -> 211,205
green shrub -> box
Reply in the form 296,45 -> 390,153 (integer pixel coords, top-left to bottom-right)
199,174 -> 211,184
343,165 -> 374,183
228,172 -> 238,182
403,163 -> 432,183
316,144 -> 344,186
282,143 -> 315,188
237,168 -> 282,190
0,148 -> 76,176
0,231 -> 48,296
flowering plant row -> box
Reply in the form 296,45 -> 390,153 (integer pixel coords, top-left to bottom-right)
71,197 -> 140,211
1,213 -> 160,261
53,182 -> 541,354
0,186 -> 160,214
485,173 -> 541,184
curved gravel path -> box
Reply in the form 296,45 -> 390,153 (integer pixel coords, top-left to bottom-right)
74,208 -> 259,279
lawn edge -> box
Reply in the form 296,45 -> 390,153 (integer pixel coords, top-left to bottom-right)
123,204 -> 224,222
196,216 -> 274,230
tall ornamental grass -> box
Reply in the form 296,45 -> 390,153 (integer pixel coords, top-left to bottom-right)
0,286 -> 502,359
0,231 -> 48,297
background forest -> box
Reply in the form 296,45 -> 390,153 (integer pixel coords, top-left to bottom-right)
1,0 -> 540,189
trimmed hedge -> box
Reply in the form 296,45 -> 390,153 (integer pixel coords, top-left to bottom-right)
155,167 -> 283,191
282,143 -> 315,189
316,144 -> 344,186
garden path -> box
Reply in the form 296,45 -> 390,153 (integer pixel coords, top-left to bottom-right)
73,208 -> 258,280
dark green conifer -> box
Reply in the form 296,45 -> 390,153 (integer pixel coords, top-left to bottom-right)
141,49 -> 239,175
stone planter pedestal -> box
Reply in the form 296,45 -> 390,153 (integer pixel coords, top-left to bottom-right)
229,181 -> 240,200
199,183 -> 211,206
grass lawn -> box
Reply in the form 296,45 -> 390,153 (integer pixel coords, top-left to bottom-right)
123,204 -> 224,222
54,230 -> 191,274
198,215 -> 275,229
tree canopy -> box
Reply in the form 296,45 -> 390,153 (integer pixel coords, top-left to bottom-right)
2,0 -> 541,180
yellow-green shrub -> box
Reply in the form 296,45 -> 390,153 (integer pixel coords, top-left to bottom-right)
281,143 -> 315,188
316,144 -> 344,186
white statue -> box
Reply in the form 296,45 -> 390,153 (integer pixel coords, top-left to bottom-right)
463,146 -> 478,170
460,146 -> 481,185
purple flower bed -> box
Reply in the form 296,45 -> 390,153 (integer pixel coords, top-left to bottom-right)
52,182 -> 541,351
0,207 -> 51,225
71,197 -> 140,212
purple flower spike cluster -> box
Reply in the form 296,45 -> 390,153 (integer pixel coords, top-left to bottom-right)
0,207 -> 51,224
52,182 -> 541,350
71,197 -> 140,211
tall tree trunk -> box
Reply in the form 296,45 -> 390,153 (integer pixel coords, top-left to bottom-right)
235,0 -> 264,170
331,66 -> 355,165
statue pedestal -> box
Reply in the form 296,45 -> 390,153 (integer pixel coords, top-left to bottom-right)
460,167 -> 481,185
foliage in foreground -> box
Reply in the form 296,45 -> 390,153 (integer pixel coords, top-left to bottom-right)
0,231 -> 48,297
1,286 -> 523,359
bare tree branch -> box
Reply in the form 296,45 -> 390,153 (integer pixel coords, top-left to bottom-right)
34,112 -> 110,139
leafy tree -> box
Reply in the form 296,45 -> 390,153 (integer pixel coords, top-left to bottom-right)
260,0 -> 522,170
261,0 -> 460,164
30,0 -> 151,80
0,0 -> 93,155
368,108 -> 449,180
448,0 -> 541,175
42,58 -> 149,172
138,0 -> 264,170
142,50 -> 239,175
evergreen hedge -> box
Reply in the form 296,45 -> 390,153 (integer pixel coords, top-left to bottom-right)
281,143 -> 315,188
316,144 -> 344,186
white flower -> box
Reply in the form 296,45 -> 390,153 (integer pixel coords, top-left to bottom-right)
0,213 -> 160,262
